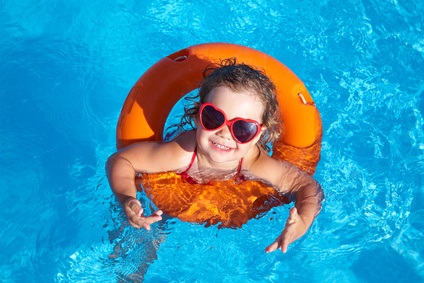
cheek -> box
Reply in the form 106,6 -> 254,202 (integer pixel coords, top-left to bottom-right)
196,126 -> 209,143
239,142 -> 254,151
238,137 -> 261,154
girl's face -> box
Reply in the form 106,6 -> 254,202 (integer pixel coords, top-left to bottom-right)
195,86 -> 265,168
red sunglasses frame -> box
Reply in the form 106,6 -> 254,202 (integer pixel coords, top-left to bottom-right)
199,102 -> 263,144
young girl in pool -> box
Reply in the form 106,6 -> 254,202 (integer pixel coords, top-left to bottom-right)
106,59 -> 324,253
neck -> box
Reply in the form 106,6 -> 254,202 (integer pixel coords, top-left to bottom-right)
195,151 -> 240,172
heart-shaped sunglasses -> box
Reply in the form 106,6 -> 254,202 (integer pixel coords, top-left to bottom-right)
199,102 -> 263,144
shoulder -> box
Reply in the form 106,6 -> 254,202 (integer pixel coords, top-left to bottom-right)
247,148 -> 282,175
117,130 -> 197,173
246,147 -> 305,188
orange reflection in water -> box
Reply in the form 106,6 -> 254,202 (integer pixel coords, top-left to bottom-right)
138,172 -> 290,228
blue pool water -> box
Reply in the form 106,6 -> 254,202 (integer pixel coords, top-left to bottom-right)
1,0 -> 423,282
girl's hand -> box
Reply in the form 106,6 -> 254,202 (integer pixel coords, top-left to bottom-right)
265,207 -> 307,253
123,197 -> 163,230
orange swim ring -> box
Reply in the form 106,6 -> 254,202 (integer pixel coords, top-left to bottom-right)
116,43 -> 322,228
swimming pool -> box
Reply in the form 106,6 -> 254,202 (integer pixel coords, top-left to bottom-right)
1,0 -> 423,282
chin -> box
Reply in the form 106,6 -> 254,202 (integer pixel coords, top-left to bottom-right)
208,143 -> 246,164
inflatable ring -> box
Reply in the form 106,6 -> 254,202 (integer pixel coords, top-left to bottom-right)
116,43 -> 322,228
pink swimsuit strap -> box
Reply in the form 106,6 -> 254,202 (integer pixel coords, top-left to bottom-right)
179,146 -> 244,184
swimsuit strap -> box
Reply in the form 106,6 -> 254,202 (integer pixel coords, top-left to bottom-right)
237,158 -> 243,174
187,146 -> 198,171
179,146 -> 198,184
235,158 -> 246,184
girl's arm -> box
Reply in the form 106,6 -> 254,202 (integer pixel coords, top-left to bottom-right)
106,142 -> 167,229
106,133 -> 195,229
250,154 -> 324,253
266,166 -> 323,253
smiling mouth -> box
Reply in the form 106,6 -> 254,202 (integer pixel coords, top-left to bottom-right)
211,141 -> 232,151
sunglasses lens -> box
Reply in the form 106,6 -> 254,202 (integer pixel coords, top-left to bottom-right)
201,105 -> 225,129
233,120 -> 259,143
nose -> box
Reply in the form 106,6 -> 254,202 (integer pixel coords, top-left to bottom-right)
216,124 -> 233,141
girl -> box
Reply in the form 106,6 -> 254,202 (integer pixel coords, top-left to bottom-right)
106,59 -> 324,253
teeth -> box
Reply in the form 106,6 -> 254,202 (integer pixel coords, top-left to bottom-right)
212,141 -> 231,150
